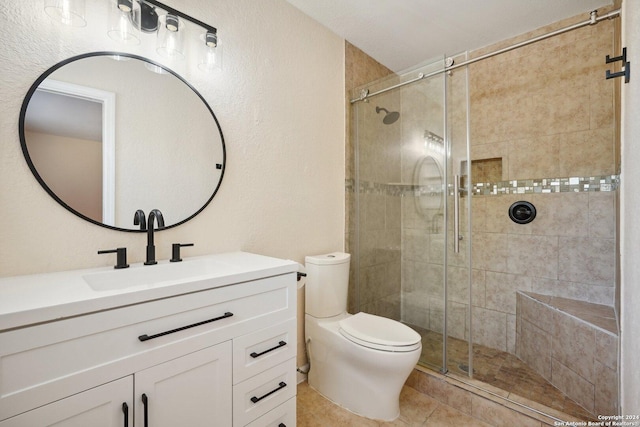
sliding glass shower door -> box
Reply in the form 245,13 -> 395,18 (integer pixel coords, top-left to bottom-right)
350,55 -> 471,376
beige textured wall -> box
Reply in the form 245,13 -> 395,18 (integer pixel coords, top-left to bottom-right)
0,0 -> 345,275
26,131 -> 102,222
620,0 -> 640,414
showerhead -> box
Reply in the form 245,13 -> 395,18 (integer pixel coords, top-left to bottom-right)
376,106 -> 400,125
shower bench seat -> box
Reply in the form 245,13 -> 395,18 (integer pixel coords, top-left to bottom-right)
515,291 -> 618,417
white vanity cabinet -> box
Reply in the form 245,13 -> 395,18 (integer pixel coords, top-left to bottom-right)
0,252 -> 298,427
0,376 -> 134,427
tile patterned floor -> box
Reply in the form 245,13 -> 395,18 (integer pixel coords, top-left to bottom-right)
297,381 -> 494,426
413,327 -> 595,421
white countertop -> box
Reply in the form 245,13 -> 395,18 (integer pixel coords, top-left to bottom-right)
0,252 -> 298,331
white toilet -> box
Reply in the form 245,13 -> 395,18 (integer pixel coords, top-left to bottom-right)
304,252 -> 422,421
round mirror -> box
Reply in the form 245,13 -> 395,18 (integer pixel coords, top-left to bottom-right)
414,155 -> 443,214
19,52 -> 225,231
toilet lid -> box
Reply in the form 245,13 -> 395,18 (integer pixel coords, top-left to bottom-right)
339,312 -> 421,352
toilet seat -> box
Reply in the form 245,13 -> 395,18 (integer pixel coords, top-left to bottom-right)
339,312 -> 421,352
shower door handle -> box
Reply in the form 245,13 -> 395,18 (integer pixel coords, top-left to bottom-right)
454,174 -> 461,253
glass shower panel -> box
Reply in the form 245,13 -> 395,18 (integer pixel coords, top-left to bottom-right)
443,53 -> 472,377
352,75 -> 403,323
398,66 -> 447,373
350,57 -> 466,375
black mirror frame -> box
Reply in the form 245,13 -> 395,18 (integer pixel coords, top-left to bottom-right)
18,51 -> 226,233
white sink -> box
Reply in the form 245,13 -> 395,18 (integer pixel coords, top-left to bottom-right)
83,258 -> 237,291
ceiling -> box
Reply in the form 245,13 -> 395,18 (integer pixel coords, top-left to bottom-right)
285,0 -> 613,72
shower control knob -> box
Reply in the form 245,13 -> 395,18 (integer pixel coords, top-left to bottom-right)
509,201 -> 536,224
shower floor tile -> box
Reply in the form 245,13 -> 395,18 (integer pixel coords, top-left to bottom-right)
408,325 -> 596,422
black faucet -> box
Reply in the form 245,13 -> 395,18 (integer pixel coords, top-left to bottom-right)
144,209 -> 165,265
133,209 -> 147,230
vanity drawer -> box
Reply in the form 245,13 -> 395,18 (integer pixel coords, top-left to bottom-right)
245,397 -> 296,427
0,274 -> 295,421
233,319 -> 296,384
233,358 -> 296,427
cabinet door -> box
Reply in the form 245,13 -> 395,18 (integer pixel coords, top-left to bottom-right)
0,376 -> 132,427
135,341 -> 232,427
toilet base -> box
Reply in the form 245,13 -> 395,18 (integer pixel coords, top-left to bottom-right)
305,314 -> 421,421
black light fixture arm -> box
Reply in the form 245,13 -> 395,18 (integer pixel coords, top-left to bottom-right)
143,0 -> 217,35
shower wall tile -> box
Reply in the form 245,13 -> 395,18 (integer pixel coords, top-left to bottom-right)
519,292 -> 554,334
506,234 -> 559,280
428,234 -> 445,264
447,301 -> 468,341
429,297 -> 445,334
550,359 -> 595,414
362,193 -> 386,230
594,361 -> 618,416
402,260 -> 443,297
589,191 -> 616,239
558,127 -> 615,177
590,79 -> 615,131
558,236 -> 615,286
472,307 -> 507,352
386,194 -> 402,230
551,311 -> 596,382
595,329 -> 618,370
528,193 -> 589,237
508,136 -> 559,180
484,195 -> 529,235
485,272 -> 532,315
447,266 -> 471,305
472,269 -> 487,308
401,290 -> 430,328
471,195 -> 487,232
506,314 -> 516,354
530,277 -> 614,306
517,318 -> 552,380
402,228 -> 430,263
360,261 -> 401,305
472,232 -> 509,273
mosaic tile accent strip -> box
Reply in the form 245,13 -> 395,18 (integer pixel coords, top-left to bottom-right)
345,175 -> 620,197
472,175 -> 620,195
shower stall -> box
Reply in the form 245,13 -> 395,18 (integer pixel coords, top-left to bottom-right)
348,8 -> 620,420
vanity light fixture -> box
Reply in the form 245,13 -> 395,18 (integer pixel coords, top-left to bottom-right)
156,13 -> 185,59
112,0 -> 221,70
47,0 -> 221,71
107,0 -> 141,44
44,0 -> 86,27
198,30 -> 222,72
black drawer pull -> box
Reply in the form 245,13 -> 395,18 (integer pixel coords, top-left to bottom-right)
122,402 -> 129,427
250,381 -> 287,403
138,312 -> 234,342
250,341 -> 287,358
142,394 -> 149,427
279,424 -> 286,427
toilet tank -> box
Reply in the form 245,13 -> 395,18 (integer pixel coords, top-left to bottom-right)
305,252 -> 351,318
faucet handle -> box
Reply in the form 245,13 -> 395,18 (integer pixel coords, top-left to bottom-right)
98,247 -> 130,269
170,243 -> 194,263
